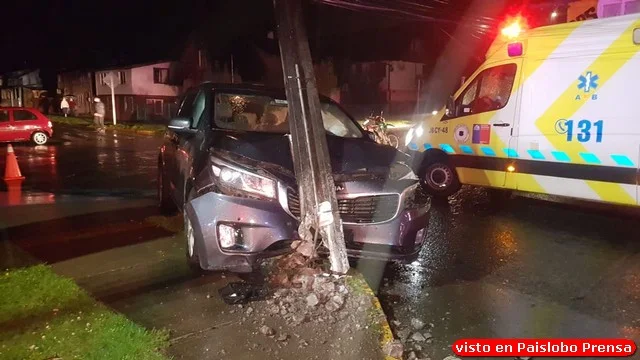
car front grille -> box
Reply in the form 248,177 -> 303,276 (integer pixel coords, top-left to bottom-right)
286,190 -> 399,224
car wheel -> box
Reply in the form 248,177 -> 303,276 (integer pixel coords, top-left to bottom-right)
184,206 -> 203,273
158,161 -> 176,215
32,131 -> 49,145
420,160 -> 461,198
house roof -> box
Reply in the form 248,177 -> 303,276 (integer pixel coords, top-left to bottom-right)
94,59 -> 177,72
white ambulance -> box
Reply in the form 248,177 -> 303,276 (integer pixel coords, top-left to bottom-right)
407,13 -> 640,206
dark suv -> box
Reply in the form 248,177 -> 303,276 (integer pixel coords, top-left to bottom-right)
158,83 -> 430,273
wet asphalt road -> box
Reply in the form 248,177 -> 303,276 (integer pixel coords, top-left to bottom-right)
359,189 -> 640,359
2,125 -> 640,359
0,123 -> 160,197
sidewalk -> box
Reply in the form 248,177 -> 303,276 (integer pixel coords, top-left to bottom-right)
1,194 -> 398,359
51,230 -> 394,359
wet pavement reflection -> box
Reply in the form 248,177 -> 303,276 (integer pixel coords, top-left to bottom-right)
357,187 -> 640,359
0,124 -> 161,198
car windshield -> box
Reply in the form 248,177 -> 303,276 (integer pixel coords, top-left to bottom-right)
213,93 -> 363,138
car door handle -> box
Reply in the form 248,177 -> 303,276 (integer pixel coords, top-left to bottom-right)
492,123 -> 510,127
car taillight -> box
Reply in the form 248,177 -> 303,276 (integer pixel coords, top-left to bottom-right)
47,121 -> 52,128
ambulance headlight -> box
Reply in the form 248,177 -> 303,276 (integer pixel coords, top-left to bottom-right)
405,127 -> 415,146
415,125 -> 424,137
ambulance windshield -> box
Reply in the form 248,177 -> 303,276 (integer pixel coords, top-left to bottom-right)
455,63 -> 517,116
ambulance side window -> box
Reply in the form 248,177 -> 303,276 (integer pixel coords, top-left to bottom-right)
453,64 -> 517,117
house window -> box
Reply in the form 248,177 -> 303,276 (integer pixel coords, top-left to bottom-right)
146,99 -> 164,115
98,71 -> 126,85
153,68 -> 170,84
124,96 -> 134,112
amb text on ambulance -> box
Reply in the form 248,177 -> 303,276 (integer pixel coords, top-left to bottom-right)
407,13 -> 640,206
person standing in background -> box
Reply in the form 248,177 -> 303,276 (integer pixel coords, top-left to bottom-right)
93,97 -> 106,133
60,97 -> 70,117
68,97 -> 76,116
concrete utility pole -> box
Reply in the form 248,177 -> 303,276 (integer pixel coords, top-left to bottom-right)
273,0 -> 349,274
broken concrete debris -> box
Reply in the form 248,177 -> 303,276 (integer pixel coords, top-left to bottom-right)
411,332 -> 427,342
306,293 -> 320,307
411,318 -> 425,330
259,325 -> 275,337
383,340 -> 404,359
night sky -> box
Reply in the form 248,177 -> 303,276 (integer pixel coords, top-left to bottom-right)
1,0 -> 561,87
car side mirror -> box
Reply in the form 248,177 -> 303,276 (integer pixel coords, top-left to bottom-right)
168,117 -> 196,134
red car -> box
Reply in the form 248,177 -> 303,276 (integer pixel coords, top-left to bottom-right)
0,107 -> 53,145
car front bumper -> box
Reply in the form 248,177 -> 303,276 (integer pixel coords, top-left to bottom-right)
187,190 -> 430,273
341,205 -> 430,262
186,191 -> 298,273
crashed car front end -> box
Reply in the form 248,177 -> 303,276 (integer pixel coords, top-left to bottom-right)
187,150 -> 430,273
283,172 -> 430,261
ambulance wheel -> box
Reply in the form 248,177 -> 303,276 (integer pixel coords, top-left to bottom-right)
420,161 -> 461,198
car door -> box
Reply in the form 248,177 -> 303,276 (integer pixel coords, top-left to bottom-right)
0,109 -> 11,141
443,61 -> 522,189
11,109 -> 40,141
166,89 -> 198,204
172,88 -> 208,206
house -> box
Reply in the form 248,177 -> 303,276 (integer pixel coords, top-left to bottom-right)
176,32 -> 340,100
341,60 -> 427,119
94,61 -> 180,122
57,70 -> 96,115
0,69 -> 45,108
175,35 -> 242,90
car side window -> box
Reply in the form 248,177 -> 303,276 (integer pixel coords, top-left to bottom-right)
450,63 -> 517,118
191,91 -> 206,129
13,110 -> 38,121
176,89 -> 197,119
0,110 -> 8,122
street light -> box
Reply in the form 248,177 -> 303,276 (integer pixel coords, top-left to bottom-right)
551,11 -> 558,19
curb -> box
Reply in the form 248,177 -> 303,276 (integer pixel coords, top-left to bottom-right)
349,271 -> 397,360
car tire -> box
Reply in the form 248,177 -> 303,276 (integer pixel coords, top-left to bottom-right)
184,202 -> 203,273
158,161 -> 176,215
420,160 -> 461,198
32,131 -> 49,145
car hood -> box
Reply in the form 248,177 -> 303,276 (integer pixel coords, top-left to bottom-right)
210,131 -> 414,181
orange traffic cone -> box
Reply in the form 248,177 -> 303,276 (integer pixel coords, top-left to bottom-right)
4,144 -> 25,191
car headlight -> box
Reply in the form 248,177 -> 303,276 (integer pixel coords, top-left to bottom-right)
212,164 -> 276,199
405,127 -> 415,146
415,124 -> 424,137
